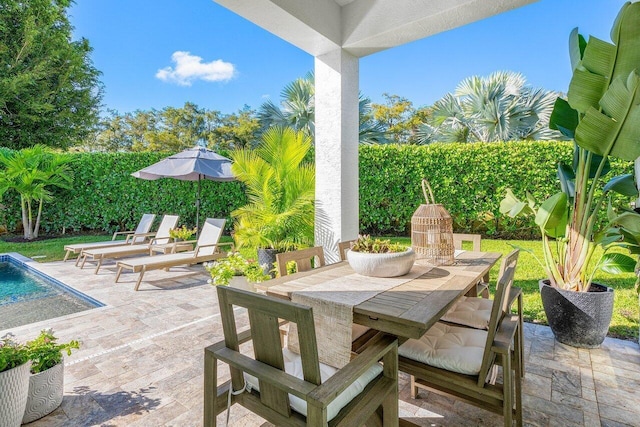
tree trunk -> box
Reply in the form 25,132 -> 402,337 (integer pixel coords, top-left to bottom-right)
34,198 -> 43,239
20,196 -> 29,239
25,199 -> 33,240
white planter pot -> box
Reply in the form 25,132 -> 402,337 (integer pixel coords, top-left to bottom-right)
21,362 -> 64,424
229,276 -> 256,292
0,362 -> 31,427
347,248 -> 416,277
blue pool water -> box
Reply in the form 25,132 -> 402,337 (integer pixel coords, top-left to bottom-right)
0,253 -> 103,330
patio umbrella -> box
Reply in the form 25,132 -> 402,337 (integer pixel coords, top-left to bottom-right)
131,146 -> 235,235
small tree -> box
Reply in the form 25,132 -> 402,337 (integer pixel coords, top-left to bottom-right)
0,146 -> 73,239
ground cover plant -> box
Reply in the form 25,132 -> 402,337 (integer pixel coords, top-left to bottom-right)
1,234 -> 636,340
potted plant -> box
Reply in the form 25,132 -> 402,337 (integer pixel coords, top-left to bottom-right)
500,2 -> 640,348
231,127 -> 315,276
347,234 -> 415,277
169,225 -> 197,242
204,252 -> 271,291
0,333 -> 30,427
22,329 -> 79,424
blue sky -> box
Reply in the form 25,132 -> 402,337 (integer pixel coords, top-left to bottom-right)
69,0 -> 628,115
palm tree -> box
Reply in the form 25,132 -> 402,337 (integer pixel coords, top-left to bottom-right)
259,73 -> 388,144
231,127 -> 315,251
0,145 -> 73,239
419,71 -> 563,143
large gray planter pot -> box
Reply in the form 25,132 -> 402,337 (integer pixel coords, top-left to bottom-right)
347,248 -> 416,277
539,280 -> 614,348
0,362 -> 30,427
21,362 -> 64,424
257,248 -> 283,278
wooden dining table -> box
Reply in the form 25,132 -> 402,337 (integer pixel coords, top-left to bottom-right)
264,250 -> 502,341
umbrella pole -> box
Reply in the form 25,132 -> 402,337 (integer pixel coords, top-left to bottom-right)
196,175 -> 201,238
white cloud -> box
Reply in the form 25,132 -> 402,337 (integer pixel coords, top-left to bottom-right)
156,51 -> 235,86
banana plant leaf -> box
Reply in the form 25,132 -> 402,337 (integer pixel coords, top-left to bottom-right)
574,72 -> 640,161
569,27 -> 587,71
557,162 -> 575,198
603,173 -> 639,196
611,211 -> 640,234
599,252 -> 637,274
572,144 -> 610,178
549,98 -> 578,138
535,192 -> 568,238
499,188 -> 533,218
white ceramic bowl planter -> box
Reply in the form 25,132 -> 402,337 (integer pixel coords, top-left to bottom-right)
347,248 -> 416,277
0,362 -> 30,427
21,362 -> 65,424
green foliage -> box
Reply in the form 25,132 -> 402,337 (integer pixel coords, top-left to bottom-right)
0,151 -> 247,234
231,127 -> 315,250
26,329 -> 79,374
350,234 -> 407,253
168,225 -> 196,241
0,0 -> 103,150
420,71 -> 563,144
501,3 -> 640,292
84,103 -> 262,153
204,252 -> 270,285
0,333 -> 29,373
0,145 -> 73,239
359,141 -> 634,238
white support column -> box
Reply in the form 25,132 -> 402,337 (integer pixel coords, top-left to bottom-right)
314,50 -> 359,263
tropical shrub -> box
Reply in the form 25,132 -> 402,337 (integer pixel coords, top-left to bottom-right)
231,127 -> 315,250
0,145 -> 73,239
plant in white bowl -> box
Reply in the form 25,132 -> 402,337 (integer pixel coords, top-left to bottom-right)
22,329 -> 79,424
347,235 -> 415,277
0,333 -> 30,427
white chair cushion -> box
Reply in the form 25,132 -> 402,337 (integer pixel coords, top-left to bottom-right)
399,322 -> 487,375
440,296 -> 493,330
244,347 -> 382,421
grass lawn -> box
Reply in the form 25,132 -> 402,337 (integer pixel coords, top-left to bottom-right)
1,234 -> 637,341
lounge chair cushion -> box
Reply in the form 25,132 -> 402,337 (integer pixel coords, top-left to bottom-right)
399,322 -> 487,375
244,347 -> 383,421
119,252 -> 196,268
440,296 -> 493,330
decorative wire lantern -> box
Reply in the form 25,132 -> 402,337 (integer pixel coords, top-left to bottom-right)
411,179 -> 455,265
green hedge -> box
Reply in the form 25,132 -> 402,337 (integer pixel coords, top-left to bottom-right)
0,142 -> 634,238
0,152 -> 247,233
359,141 -> 633,238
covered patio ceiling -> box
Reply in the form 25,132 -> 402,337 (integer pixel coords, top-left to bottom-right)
213,0 -> 538,261
213,0 -> 537,58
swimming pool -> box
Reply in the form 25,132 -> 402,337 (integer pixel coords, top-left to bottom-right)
0,253 -> 104,330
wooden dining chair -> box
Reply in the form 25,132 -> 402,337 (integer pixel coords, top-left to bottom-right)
399,258 -> 522,427
276,246 -> 326,277
454,233 -> 489,297
441,249 -> 525,377
204,286 -> 399,427
338,240 -> 355,261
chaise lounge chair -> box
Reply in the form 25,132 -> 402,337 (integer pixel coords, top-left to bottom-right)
115,218 -> 231,291
63,213 -> 157,264
79,214 -> 180,274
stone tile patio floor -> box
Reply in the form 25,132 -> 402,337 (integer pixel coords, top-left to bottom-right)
3,258 -> 640,426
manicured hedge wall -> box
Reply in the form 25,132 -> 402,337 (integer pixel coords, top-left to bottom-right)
0,152 -> 247,234
358,141 -> 633,238
0,142 -> 634,238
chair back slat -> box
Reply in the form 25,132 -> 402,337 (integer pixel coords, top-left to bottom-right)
248,310 -> 291,416
338,240 -> 355,261
477,249 -> 519,386
216,286 -> 323,412
276,247 -> 326,277
196,218 -> 225,255
132,213 -> 156,243
452,233 -> 481,252
154,215 -> 180,244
